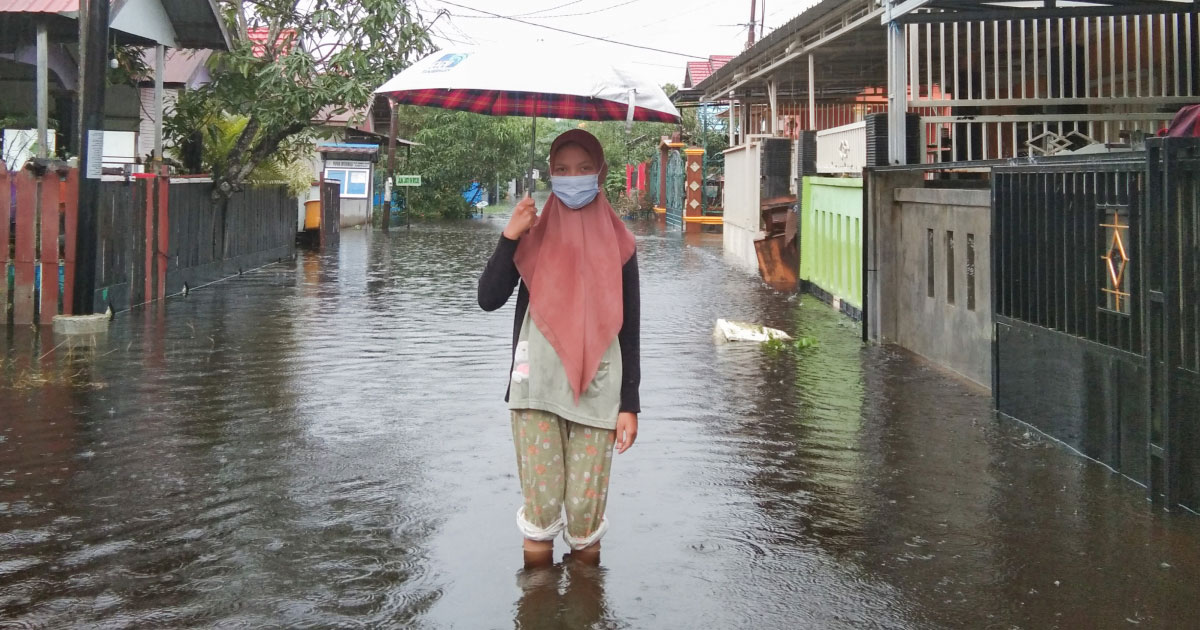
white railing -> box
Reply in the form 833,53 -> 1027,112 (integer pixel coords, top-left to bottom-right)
816,120 -> 867,174
919,112 -> 1177,162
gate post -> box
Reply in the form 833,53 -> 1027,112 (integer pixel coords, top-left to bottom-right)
683,148 -> 705,232
38,173 -> 60,324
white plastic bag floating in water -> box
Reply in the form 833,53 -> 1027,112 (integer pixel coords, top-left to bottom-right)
713,319 -> 792,343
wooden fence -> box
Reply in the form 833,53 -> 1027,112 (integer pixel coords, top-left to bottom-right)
4,165 -> 296,323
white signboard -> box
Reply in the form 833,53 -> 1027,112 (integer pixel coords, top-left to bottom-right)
86,130 -> 105,179
326,159 -> 371,169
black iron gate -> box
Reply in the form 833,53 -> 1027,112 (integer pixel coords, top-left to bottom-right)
992,139 -> 1199,511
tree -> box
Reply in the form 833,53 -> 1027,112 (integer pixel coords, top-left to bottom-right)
398,108 -> 531,219
166,0 -> 432,213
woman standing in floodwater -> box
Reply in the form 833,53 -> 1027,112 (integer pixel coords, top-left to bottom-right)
477,129 -> 640,568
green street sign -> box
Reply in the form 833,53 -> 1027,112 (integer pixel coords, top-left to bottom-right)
395,175 -> 422,187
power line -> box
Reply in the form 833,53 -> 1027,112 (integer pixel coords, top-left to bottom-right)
431,0 -> 707,59
515,0 -> 584,18
454,0 -> 639,20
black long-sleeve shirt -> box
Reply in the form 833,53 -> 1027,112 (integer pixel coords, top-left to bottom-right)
477,235 -> 641,414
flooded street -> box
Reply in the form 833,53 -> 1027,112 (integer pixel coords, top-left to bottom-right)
3,208 -> 1200,629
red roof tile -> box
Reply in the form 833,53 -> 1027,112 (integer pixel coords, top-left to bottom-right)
246,26 -> 297,58
684,55 -> 736,89
0,0 -> 76,13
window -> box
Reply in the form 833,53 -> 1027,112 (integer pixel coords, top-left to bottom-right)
946,230 -> 956,305
927,228 -> 935,299
323,168 -> 370,199
967,233 -> 976,311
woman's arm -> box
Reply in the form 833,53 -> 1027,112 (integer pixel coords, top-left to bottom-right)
478,235 -> 521,312
617,253 -> 640,414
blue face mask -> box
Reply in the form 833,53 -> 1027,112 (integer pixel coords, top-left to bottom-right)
550,174 -> 600,209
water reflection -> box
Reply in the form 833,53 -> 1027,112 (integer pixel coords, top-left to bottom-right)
513,562 -> 616,630
2,215 -> 1200,628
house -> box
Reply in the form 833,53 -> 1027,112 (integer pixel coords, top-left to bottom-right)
689,0 -> 1200,511
0,0 -> 230,168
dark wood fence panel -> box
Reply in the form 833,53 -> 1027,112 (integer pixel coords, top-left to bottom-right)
320,181 -> 340,249
1,165 -> 9,318
95,180 -> 135,313
166,180 -> 295,296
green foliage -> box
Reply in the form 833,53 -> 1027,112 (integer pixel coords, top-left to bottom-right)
604,168 -> 625,201
761,336 -> 820,354
109,43 -> 151,86
165,0 -> 432,202
398,108 -> 530,219
168,114 -> 312,198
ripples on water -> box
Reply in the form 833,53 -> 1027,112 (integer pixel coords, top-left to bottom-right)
2,213 -> 1200,629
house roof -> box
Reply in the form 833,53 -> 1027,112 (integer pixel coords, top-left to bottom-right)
159,0 -> 230,50
318,143 -> 380,154
696,0 -> 888,102
142,49 -> 212,86
247,26 -> 297,58
0,0 -> 230,50
683,55 -> 734,89
0,0 -> 75,13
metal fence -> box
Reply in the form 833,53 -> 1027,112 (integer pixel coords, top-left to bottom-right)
992,154 -> 1146,354
992,139 -> 1200,510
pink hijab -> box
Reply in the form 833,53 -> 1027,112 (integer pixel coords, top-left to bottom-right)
514,129 -> 637,401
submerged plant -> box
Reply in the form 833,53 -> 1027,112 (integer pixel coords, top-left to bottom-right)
760,336 -> 819,355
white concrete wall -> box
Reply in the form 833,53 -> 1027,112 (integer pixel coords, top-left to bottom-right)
340,199 -> 371,228
721,142 -> 762,274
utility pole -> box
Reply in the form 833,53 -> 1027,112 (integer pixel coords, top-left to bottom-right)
74,0 -> 110,315
385,99 -> 398,233
746,0 -> 757,50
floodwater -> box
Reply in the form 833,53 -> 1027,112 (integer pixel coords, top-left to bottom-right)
3,203 -> 1200,630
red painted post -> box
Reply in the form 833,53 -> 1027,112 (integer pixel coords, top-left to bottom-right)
61,169 -> 79,315
39,174 -> 60,324
0,164 -> 10,318
156,174 -> 169,301
13,170 -> 36,325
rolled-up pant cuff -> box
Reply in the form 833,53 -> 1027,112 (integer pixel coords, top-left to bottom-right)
516,506 -> 564,541
563,516 -> 609,551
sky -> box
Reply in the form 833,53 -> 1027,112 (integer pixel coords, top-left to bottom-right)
412,0 -> 823,87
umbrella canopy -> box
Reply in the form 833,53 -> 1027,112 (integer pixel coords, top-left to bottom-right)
374,46 -> 681,124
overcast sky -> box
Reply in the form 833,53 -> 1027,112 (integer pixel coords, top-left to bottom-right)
413,0 -> 823,86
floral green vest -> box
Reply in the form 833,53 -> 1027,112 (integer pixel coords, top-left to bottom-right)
508,308 -> 622,430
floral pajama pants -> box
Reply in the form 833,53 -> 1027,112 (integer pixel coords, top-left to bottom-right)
511,409 -> 615,550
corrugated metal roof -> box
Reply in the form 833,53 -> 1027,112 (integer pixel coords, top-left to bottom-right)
0,0 -> 76,13
161,0 -> 230,50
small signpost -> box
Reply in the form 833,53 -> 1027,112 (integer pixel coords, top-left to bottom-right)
394,175 -> 422,186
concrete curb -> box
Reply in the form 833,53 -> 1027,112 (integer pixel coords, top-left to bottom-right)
52,314 -> 110,336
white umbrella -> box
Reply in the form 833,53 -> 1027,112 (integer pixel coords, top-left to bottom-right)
375,45 -> 682,190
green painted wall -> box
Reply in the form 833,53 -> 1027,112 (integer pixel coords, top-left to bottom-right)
800,176 -> 863,310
